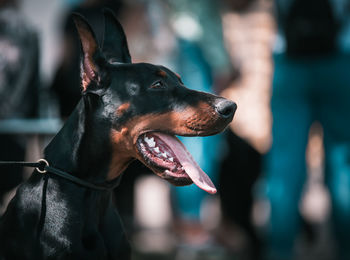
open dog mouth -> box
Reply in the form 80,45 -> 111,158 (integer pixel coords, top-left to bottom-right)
136,132 -> 217,194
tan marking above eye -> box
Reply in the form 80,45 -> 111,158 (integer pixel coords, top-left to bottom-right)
115,102 -> 131,116
157,70 -> 167,77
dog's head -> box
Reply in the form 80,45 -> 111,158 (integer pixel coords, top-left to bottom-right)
73,10 -> 236,193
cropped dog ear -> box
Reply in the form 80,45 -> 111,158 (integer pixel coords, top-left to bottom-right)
73,13 -> 107,94
102,9 -> 131,64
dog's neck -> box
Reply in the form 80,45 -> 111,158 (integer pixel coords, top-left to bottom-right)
44,99 -> 130,183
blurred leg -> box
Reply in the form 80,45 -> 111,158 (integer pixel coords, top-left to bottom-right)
218,131 -> 262,258
317,53 -> 350,260
264,54 -> 312,259
325,143 -> 350,260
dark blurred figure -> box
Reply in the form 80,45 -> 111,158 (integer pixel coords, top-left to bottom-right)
158,0 -> 238,245
0,0 -> 39,211
264,0 -> 350,259
51,0 -> 124,118
218,130 -> 262,259
212,1 -> 266,259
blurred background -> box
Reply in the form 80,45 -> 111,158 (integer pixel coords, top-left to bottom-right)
1,0 -> 350,259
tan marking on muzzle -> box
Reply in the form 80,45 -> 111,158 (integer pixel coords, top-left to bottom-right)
185,102 -> 217,131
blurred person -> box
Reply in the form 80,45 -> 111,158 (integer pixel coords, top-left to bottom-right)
264,0 -> 350,259
161,0 -> 238,245
0,0 -> 39,212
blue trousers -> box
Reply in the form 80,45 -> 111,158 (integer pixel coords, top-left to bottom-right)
265,52 -> 350,260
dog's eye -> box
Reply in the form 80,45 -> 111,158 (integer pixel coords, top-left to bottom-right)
150,81 -> 165,89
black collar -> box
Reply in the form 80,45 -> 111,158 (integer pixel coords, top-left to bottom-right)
0,159 -> 121,191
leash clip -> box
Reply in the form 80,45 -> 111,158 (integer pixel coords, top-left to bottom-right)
36,159 -> 49,174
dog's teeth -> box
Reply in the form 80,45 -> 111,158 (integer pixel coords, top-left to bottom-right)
144,136 -> 156,147
161,152 -> 167,158
154,147 -> 160,153
169,157 -> 174,162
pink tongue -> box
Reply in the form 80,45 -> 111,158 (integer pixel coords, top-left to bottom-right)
152,133 -> 217,194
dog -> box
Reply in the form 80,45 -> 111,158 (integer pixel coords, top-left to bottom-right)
0,10 -> 236,259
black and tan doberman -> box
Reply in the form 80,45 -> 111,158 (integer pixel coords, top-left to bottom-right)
0,10 -> 236,259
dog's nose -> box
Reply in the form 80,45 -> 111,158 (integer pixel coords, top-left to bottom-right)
215,99 -> 237,119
